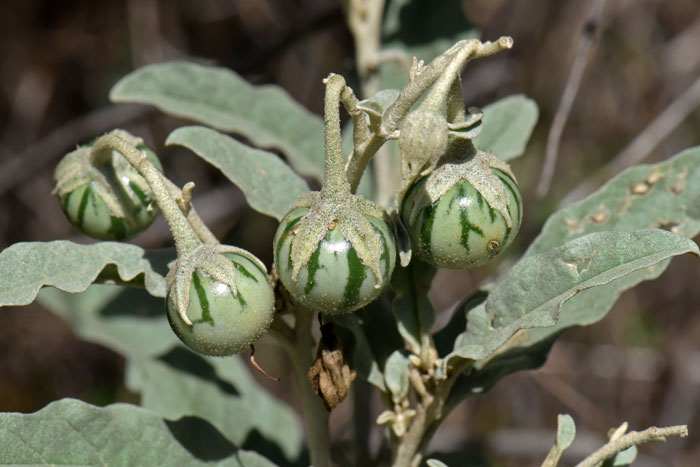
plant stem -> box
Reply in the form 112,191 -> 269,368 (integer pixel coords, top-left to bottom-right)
161,176 -> 219,244
271,309 -> 332,467
322,74 -> 353,199
92,134 -> 202,255
345,37 -> 513,193
575,425 -> 688,467
390,359 -> 472,467
344,0 -> 385,95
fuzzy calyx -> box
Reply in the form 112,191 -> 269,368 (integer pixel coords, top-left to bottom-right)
166,243 -> 268,326
287,190 -> 389,288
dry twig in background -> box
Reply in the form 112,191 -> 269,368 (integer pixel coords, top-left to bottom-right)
561,74 -> 700,206
536,0 -> 607,199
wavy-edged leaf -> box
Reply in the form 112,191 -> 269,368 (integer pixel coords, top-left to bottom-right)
527,146 -> 700,257
0,241 -> 170,307
440,230 -> 698,374
473,94 -> 539,161
444,147 -> 700,399
36,285 -> 303,464
166,126 -> 309,220
0,398 -> 277,466
110,61 -> 324,178
126,348 -> 303,464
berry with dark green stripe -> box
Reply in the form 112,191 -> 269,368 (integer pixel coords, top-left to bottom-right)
166,246 -> 275,356
401,150 -> 522,269
276,73 -> 397,314
53,130 -> 161,241
274,206 -> 396,314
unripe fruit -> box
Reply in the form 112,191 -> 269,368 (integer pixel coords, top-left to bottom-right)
54,141 -> 161,241
401,168 -> 522,269
166,252 -> 275,356
274,207 -> 396,314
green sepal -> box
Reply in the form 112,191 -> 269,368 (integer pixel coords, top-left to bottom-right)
286,191 -> 391,288
447,106 -> 483,140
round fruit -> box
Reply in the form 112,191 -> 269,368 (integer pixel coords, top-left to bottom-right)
274,207 -> 397,314
55,144 -> 162,241
166,252 -> 275,356
401,169 -> 522,269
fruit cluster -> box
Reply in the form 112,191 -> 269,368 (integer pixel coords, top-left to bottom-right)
52,39 -> 522,358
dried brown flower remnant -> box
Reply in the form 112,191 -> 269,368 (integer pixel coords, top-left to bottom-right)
308,323 -> 356,411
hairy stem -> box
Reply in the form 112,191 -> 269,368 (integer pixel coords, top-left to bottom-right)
346,37 -> 513,193
92,134 -> 201,255
271,309 -> 332,467
161,176 -> 218,245
322,73 -> 353,199
391,359 -> 472,467
575,425 -> 688,467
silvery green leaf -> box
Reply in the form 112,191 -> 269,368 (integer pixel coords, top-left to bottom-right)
126,349 -> 303,464
0,241 -> 170,306
603,446 -> 637,467
110,61 -> 325,178
384,351 -> 411,403
0,398 -> 277,466
443,146 -> 700,399
542,414 -> 576,467
440,230 -> 698,375
527,146 -> 700,257
37,285 -> 177,357
166,126 -> 309,220
37,285 -> 303,464
473,94 -> 539,161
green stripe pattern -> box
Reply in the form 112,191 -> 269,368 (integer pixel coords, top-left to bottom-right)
274,207 -> 397,314
57,144 -> 160,241
402,169 -> 522,269
166,252 -> 275,356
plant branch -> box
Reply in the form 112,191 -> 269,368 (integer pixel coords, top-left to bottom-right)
574,425 -> 688,467
322,74 -> 353,198
345,38 -> 512,193
92,134 -> 202,255
271,307 -> 331,467
162,176 -> 219,245
536,0 -> 607,199
344,0 -> 386,95
391,358 -> 472,467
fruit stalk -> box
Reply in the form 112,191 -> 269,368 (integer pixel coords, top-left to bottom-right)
91,134 -> 202,255
321,73 -> 353,199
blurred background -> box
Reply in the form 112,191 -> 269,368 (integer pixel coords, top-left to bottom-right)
1,0 -> 699,465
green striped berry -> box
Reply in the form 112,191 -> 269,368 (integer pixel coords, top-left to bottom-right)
54,143 -> 161,241
166,252 -> 275,356
401,169 -> 522,269
274,207 -> 396,314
